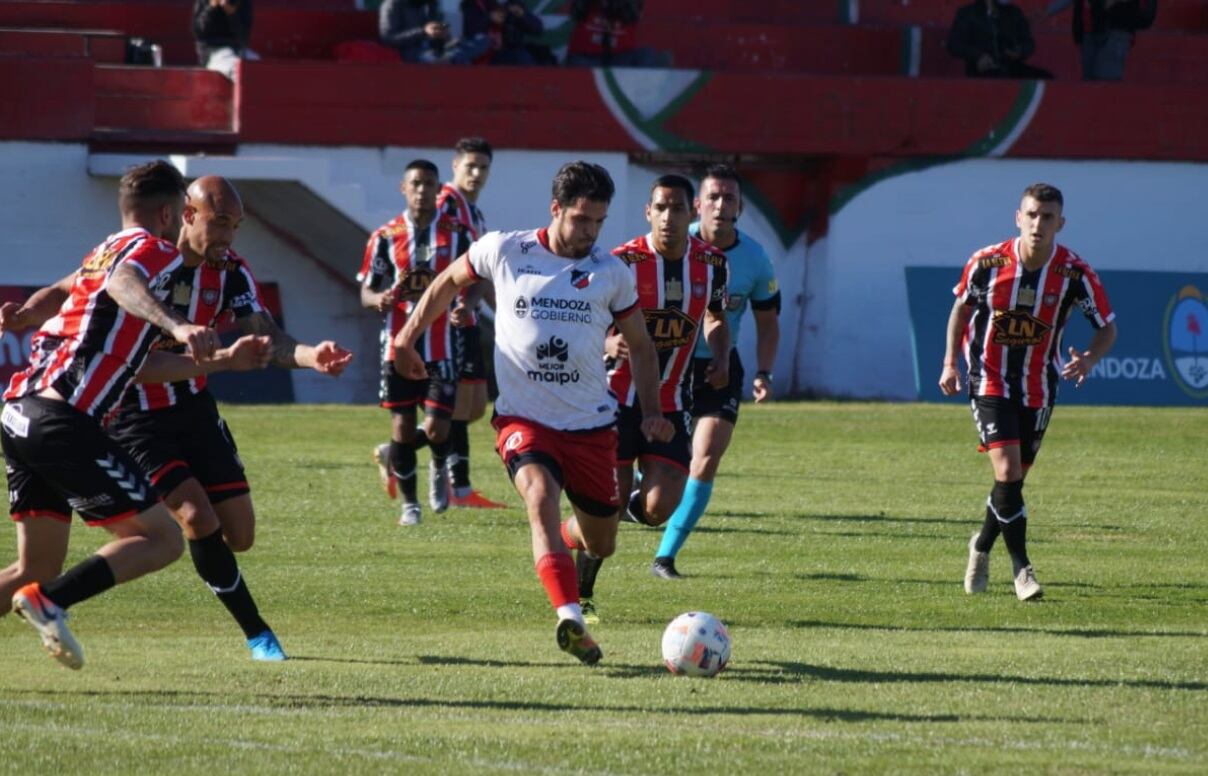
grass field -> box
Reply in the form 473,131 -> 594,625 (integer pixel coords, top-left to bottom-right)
0,401 -> 1205,774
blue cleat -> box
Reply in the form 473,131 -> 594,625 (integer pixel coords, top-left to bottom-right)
248,630 -> 288,662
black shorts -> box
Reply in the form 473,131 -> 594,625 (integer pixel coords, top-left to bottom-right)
689,350 -> 744,424
969,396 -> 1053,467
615,403 -> 693,472
107,389 -> 248,503
381,358 -> 457,419
2,396 -> 158,525
454,324 -> 487,383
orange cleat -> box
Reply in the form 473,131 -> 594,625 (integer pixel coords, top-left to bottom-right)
373,443 -> 397,499
449,489 -> 507,509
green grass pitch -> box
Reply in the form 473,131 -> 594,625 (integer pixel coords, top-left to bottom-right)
1,401 -> 1205,774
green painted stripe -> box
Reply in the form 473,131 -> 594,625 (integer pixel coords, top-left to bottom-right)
962,81 -> 1038,157
601,68 -> 712,153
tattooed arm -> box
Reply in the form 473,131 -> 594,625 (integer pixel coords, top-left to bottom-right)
107,264 -> 218,361
236,311 -> 352,375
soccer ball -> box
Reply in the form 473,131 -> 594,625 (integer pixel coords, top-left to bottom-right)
661,611 -> 731,677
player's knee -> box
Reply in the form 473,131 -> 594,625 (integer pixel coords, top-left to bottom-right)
583,534 -> 616,559
172,499 -> 220,540
690,451 -> 723,480
224,524 -> 254,553
468,399 -> 487,423
990,480 -> 1025,522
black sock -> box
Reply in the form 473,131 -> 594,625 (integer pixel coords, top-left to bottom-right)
990,480 -> 1029,569
449,420 -> 471,489
974,506 -> 1001,552
576,549 -> 605,598
189,528 -> 269,639
412,426 -> 429,450
391,439 -> 418,503
42,555 -> 115,610
430,434 -> 451,470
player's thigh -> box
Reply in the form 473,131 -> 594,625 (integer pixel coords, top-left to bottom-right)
1019,405 -> 1054,470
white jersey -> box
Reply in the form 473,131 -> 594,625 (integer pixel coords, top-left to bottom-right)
468,228 -> 639,431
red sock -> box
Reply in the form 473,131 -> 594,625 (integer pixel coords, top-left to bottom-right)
535,552 -> 578,609
560,520 -> 582,551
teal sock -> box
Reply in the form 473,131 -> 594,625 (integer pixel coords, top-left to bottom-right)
656,478 -> 713,560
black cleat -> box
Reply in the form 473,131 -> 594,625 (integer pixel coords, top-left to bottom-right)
650,556 -> 683,580
556,618 -> 602,665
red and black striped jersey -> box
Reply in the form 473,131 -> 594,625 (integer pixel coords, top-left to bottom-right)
954,238 -> 1115,408
4,227 -> 185,418
608,233 -> 728,412
122,249 -> 267,411
438,182 -> 485,327
362,211 -> 472,363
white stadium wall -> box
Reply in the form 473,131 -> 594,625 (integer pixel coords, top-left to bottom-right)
2,143 -> 1206,402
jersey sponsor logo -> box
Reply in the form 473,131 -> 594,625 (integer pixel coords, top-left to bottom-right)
397,266 -> 436,301
991,310 -> 1052,346
979,254 -> 1010,269
229,290 -> 257,311
517,264 -> 541,276
1,402 -> 30,438
692,251 -> 726,267
1053,265 -> 1083,280
527,336 -> 580,385
81,246 -> 118,274
643,308 -> 698,350
520,240 -> 537,254
665,277 -> 683,301
617,251 -> 647,265
67,493 -> 115,512
570,269 -> 592,289
514,297 -> 529,318
1017,286 -> 1037,306
525,296 -> 593,323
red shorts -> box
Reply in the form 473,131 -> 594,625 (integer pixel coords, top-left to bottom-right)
492,415 -> 620,517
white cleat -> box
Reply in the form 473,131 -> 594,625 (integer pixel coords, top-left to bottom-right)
964,533 -> 990,594
428,460 -> 449,513
1014,564 -> 1044,601
373,443 -> 397,499
399,502 -> 422,526
12,583 -> 84,670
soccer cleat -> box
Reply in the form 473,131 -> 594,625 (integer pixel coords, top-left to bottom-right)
373,443 -> 397,499
621,489 -> 645,524
1014,564 -> 1044,601
964,533 -> 990,594
12,583 -> 84,670
581,598 -> 600,625
556,618 -> 602,666
399,502 -> 422,526
449,488 -> 507,509
429,460 -> 449,513
247,629 -> 288,661
650,556 -> 684,580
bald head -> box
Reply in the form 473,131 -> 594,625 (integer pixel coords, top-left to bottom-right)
180,176 -> 244,266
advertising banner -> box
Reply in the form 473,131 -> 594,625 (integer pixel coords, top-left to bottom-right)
906,268 -> 1208,406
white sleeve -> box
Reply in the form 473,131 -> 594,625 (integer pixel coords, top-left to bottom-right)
609,259 -> 639,313
468,231 -> 504,282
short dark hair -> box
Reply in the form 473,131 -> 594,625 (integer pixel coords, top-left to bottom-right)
405,159 -> 440,178
118,160 -> 186,214
551,161 -> 615,206
701,163 -> 742,191
1022,183 -> 1063,208
454,137 -> 493,160
650,174 -> 694,206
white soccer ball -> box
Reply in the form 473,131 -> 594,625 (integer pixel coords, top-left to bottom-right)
661,611 -> 731,677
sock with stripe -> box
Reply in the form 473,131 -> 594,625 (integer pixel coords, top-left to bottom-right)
990,480 -> 1030,569
656,478 -> 713,561
390,439 -> 418,503
189,527 -> 269,639
448,420 -> 471,491
576,549 -> 604,599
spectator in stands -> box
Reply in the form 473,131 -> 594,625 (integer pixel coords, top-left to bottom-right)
462,1 -> 551,65
1044,0 -> 1158,81
565,0 -> 670,68
947,1 -> 1053,79
193,0 -> 258,79
380,0 -> 488,65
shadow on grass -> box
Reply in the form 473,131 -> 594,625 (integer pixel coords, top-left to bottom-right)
4,686 -> 1040,724
790,618 -> 1208,641
743,659 -> 1207,692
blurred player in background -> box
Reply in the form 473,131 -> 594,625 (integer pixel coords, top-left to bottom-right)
651,164 -> 780,580
569,174 -> 730,621
394,161 -> 671,665
361,160 -> 473,525
940,183 -> 1117,601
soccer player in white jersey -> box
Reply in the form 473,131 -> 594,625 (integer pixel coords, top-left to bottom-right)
394,161 -> 672,665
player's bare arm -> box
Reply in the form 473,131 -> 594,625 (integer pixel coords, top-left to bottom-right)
701,309 -> 731,389
392,254 -> 476,379
361,283 -> 396,314
1062,321 -> 1118,387
939,298 -> 974,396
603,329 -> 629,360
236,311 -> 353,375
752,306 -> 779,402
450,277 -> 489,328
135,334 -> 272,383
107,263 -> 218,362
615,309 -> 674,443
0,272 -> 74,335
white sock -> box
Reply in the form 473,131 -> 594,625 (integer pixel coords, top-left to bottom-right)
556,603 -> 584,625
